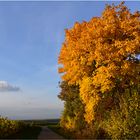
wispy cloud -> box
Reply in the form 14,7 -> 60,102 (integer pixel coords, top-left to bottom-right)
0,81 -> 20,92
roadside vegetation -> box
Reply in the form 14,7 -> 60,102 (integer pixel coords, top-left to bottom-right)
47,121 -> 74,139
58,2 -> 140,139
0,116 -> 41,139
0,117 -> 68,139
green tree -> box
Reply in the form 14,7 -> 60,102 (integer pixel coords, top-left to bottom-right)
58,81 -> 86,137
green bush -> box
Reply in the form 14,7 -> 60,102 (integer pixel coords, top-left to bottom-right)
102,92 -> 140,139
0,116 -> 29,138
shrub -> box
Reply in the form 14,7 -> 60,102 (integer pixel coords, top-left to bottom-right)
102,92 -> 140,139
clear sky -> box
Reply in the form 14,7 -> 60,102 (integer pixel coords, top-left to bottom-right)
0,1 -> 140,120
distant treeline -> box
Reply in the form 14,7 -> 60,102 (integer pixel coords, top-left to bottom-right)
23,119 -> 60,126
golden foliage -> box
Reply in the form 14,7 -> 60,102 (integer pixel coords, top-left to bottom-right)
58,2 -> 140,123
0,116 -> 20,138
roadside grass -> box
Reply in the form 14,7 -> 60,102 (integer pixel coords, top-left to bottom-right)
47,122 -> 74,139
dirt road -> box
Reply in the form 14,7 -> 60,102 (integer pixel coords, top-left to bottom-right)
38,126 -> 64,139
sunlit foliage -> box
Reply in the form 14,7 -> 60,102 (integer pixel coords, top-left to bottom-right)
103,92 -> 140,139
58,2 -> 140,139
0,116 -> 24,138
58,1 -> 140,122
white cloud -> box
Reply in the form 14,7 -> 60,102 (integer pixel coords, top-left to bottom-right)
0,81 -> 20,92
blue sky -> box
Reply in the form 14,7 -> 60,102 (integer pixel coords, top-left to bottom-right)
0,1 -> 140,120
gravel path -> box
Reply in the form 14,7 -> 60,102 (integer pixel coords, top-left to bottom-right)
38,126 -> 64,139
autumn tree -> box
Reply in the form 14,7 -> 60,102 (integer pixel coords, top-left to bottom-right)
58,2 -> 140,139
